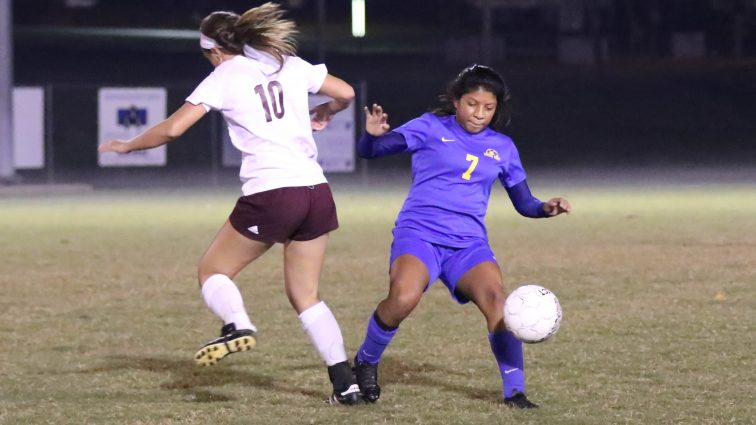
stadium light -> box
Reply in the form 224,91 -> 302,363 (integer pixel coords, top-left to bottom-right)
351,0 -> 365,38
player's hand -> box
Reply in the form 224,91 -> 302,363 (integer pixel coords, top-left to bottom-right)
310,102 -> 334,131
543,197 -> 571,216
364,104 -> 390,136
98,140 -> 132,154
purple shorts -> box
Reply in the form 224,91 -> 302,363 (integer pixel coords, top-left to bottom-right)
229,183 -> 338,244
389,236 -> 497,304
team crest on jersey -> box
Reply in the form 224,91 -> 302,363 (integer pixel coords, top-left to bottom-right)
484,148 -> 500,160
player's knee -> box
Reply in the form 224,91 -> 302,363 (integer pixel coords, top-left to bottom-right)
389,290 -> 422,317
197,269 -> 212,288
490,287 -> 507,307
476,284 -> 506,311
197,261 -> 221,288
197,261 -> 207,284
285,283 -> 319,307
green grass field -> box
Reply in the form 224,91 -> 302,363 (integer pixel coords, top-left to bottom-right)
0,180 -> 754,425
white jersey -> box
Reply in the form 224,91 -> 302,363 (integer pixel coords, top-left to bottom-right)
186,53 -> 328,195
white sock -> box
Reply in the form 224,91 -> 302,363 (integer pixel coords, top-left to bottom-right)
298,301 -> 348,366
201,274 -> 256,332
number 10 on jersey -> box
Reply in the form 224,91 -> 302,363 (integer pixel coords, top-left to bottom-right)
254,81 -> 285,122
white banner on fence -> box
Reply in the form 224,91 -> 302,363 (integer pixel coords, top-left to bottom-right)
310,94 -> 355,172
98,88 -> 167,167
12,87 -> 45,169
221,94 -> 355,172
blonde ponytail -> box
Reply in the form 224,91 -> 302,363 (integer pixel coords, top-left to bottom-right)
236,2 -> 298,68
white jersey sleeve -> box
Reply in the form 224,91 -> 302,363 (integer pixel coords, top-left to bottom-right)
285,56 -> 328,93
186,72 -> 224,112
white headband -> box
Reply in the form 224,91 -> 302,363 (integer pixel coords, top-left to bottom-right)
200,32 -> 279,68
199,33 -> 219,49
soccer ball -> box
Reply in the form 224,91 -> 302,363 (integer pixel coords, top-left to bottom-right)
504,284 -> 562,343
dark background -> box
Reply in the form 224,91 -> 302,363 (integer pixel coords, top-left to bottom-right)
10,0 -> 756,184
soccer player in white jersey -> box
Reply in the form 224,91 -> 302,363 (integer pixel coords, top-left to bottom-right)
98,3 -> 361,405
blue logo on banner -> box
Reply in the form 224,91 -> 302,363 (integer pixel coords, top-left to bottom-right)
117,105 -> 147,127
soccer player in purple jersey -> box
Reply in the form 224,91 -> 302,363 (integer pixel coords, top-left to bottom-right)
352,65 -> 571,408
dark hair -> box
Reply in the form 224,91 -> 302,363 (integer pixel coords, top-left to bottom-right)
199,2 -> 297,69
433,64 -> 512,132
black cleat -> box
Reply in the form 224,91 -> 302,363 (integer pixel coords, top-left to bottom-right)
327,361 -> 362,406
354,357 -> 381,403
194,323 -> 256,366
328,384 -> 362,406
503,392 -> 539,409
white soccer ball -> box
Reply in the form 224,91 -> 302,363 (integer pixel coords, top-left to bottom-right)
504,284 -> 562,343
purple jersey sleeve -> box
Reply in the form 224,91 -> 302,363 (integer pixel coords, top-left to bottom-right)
505,179 -> 548,218
357,132 -> 408,158
498,142 -> 527,188
392,113 -> 435,151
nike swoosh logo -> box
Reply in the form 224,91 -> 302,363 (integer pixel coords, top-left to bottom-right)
441,137 -> 455,142
504,368 -> 519,374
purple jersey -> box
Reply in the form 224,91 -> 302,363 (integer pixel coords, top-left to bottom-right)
392,113 -> 527,247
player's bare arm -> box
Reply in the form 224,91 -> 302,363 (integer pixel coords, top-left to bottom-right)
98,102 -> 207,153
310,74 -> 355,131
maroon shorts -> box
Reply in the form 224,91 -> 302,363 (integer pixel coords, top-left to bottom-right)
229,183 -> 339,243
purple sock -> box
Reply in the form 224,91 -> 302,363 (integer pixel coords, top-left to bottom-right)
356,312 -> 398,365
489,330 -> 525,398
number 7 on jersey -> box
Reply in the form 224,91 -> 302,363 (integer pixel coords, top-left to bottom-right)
462,154 -> 479,180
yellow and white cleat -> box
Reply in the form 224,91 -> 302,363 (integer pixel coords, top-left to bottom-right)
194,323 -> 256,366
